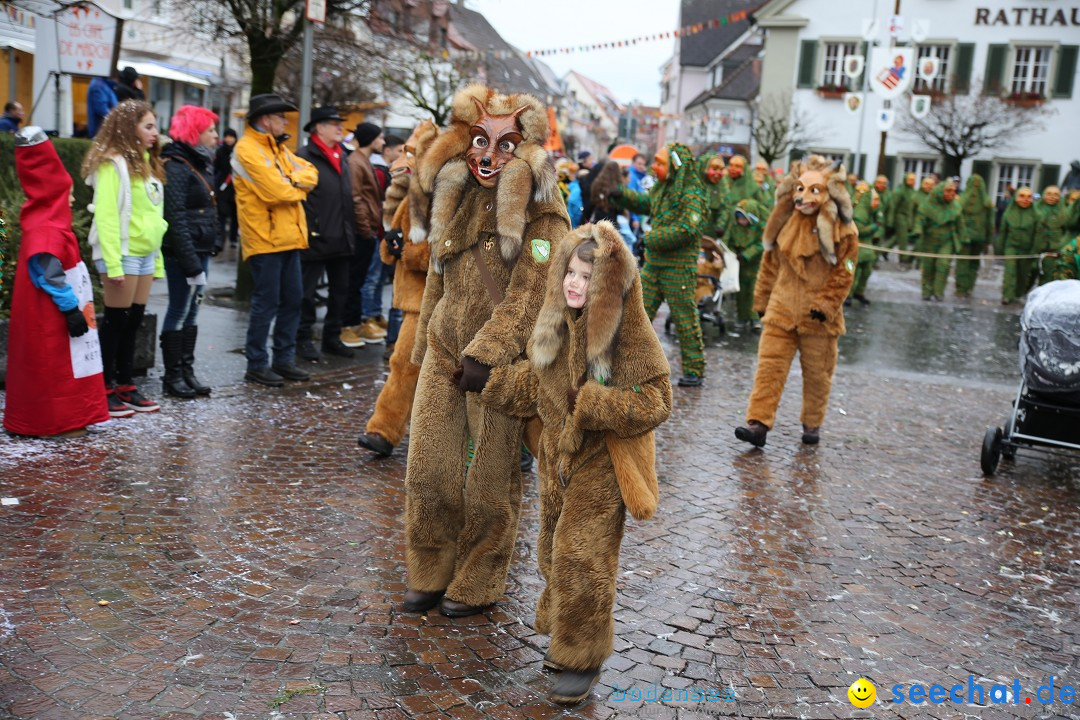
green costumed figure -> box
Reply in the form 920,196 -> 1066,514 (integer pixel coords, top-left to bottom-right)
1053,236 -> 1080,280
911,176 -> 937,266
1000,187 -> 1040,304
722,155 -> 768,212
890,172 -> 919,261
873,175 -> 892,240
613,143 -> 707,386
754,160 -> 776,210
956,174 -> 994,298
1035,186 -> 1071,285
1068,190 -> 1080,234
723,198 -> 766,328
847,183 -> 882,306
700,154 -> 730,239
913,180 -> 966,301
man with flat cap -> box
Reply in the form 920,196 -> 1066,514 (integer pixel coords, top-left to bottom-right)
232,93 -> 319,387
295,106 -> 356,362
340,121 -> 387,349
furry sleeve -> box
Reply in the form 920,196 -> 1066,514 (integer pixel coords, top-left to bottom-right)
400,238 -> 430,274
613,187 -> 652,216
411,252 -> 444,366
463,211 -> 570,367
480,361 -> 539,418
811,223 -> 859,322
378,238 -> 395,266
574,374 -> 672,438
753,248 -> 780,316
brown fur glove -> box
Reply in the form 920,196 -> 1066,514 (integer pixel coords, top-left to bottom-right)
457,356 -> 492,393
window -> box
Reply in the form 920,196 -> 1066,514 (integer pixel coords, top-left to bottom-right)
123,0 -> 132,9
661,82 -> 669,104
711,65 -> 722,89
811,151 -> 847,165
903,157 -> 938,184
821,42 -> 857,89
1011,46 -> 1051,96
995,163 -> 1036,203
915,45 -> 951,93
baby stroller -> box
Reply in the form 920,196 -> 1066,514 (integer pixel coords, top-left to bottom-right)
664,237 -> 738,338
981,280 -> 1080,475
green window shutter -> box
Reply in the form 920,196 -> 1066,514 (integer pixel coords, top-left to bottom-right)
797,40 -> 818,89
858,41 -> 869,88
858,153 -> 867,177
789,147 -> 806,165
971,160 -> 993,185
953,43 -> 975,94
984,44 -> 1009,95
1039,164 -> 1061,190
1053,45 -> 1078,98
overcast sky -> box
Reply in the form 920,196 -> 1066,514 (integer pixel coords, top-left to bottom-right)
466,0 -> 680,106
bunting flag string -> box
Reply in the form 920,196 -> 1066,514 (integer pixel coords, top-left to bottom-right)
445,9 -> 751,61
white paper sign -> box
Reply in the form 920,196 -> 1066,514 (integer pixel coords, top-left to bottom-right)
869,47 -> 915,100
54,3 -> 120,76
65,262 -> 103,379
876,107 -> 896,131
888,15 -> 904,37
910,94 -> 932,119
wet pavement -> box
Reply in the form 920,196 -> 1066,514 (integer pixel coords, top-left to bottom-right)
1,256 -> 1079,720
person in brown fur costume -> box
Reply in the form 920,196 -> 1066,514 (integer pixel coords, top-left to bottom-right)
358,121 -> 439,457
481,220 -> 672,704
734,156 -> 858,448
402,85 -> 570,618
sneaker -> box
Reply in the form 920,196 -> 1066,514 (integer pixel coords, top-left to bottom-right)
373,314 -> 388,330
115,385 -> 160,413
106,390 -> 136,418
298,340 -> 320,362
271,363 -> 310,382
245,367 -> 285,387
359,319 -> 387,342
339,326 -> 367,348
321,338 -> 356,358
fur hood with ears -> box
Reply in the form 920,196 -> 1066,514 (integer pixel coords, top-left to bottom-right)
410,84 -> 561,264
529,221 -> 644,383
763,155 -> 854,265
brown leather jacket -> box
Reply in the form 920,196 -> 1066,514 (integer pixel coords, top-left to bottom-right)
348,149 -> 381,240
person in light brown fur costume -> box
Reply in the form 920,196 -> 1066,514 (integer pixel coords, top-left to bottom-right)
402,85 -> 570,618
481,220 -> 672,705
734,156 -> 858,448
357,121 -> 439,457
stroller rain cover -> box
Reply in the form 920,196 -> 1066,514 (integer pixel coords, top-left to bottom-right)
1019,279 -> 1080,398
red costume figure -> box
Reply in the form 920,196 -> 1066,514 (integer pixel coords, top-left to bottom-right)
4,127 -> 109,437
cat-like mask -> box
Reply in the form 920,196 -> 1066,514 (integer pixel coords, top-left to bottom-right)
466,98 -> 526,188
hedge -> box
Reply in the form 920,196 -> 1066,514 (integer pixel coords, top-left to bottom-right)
0,133 -> 98,320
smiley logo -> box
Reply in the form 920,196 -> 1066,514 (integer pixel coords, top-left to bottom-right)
848,678 -> 876,708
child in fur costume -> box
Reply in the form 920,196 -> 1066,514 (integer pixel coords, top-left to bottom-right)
401,85 -> 570,618
357,121 -> 438,457
734,156 -> 858,448
481,221 -> 672,705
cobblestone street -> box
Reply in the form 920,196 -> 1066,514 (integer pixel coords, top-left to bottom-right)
1,263 -> 1078,720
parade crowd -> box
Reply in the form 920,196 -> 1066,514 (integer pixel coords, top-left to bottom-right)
4,79 -> 1080,706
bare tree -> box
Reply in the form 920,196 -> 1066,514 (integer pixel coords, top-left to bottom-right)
751,94 -> 817,166
183,0 -> 371,95
380,51 -> 476,126
898,85 -> 1054,177
275,22 -> 379,106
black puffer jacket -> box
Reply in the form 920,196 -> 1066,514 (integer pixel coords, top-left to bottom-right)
297,140 -> 355,261
162,141 -> 221,276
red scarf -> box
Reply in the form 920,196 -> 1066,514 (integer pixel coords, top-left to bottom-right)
311,136 -> 342,175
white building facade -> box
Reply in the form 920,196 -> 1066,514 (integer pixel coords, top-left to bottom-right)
754,0 -> 1079,200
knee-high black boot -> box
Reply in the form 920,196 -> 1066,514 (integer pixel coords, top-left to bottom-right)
100,306 -> 129,388
115,303 -> 145,387
160,330 -> 196,398
180,326 -> 211,395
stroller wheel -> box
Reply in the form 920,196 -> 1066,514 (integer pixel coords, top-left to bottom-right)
1001,416 -> 1017,460
981,426 -> 1002,476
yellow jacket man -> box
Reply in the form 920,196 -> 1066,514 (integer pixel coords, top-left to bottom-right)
232,93 -> 318,387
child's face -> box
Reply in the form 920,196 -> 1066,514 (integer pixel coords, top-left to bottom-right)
736,215 -> 749,226
563,254 -> 592,309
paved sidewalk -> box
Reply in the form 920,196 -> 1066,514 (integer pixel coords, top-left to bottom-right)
1,261 -> 1078,720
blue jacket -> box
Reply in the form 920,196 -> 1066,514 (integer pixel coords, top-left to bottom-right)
628,165 -> 648,224
87,77 -> 118,137
567,180 -> 583,227
0,114 -> 20,133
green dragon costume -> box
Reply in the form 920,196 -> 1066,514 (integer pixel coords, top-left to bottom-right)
847,186 -> 882,303
614,142 -> 707,383
1035,187 -> 1071,285
722,198 -> 766,324
1000,189 -> 1040,303
913,182 -> 966,300
1053,236 -> 1080,281
957,174 -> 994,297
699,154 -> 730,238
